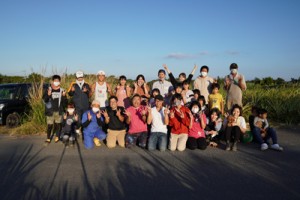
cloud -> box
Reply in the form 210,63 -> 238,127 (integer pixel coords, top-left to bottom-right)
165,51 -> 209,59
225,51 -> 240,55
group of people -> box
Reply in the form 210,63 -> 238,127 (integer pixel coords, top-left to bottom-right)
42,63 -> 283,152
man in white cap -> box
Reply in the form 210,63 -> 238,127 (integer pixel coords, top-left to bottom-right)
68,70 -> 91,137
81,99 -> 106,149
90,70 -> 113,110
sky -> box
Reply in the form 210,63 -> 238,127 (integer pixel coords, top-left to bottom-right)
0,0 -> 299,81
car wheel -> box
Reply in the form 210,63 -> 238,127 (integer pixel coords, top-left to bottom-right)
6,113 -> 21,128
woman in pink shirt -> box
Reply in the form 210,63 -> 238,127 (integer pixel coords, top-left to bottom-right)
124,94 -> 148,148
114,75 -> 131,109
187,101 -> 207,150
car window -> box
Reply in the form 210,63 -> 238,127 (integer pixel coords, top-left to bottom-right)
0,85 -> 18,100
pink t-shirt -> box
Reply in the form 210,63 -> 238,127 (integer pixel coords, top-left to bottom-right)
126,106 -> 148,134
188,113 -> 207,139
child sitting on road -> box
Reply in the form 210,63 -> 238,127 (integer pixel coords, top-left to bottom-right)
61,103 -> 79,147
252,108 -> 283,151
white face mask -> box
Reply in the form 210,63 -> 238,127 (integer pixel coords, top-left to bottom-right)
192,107 -> 199,114
201,72 -> 208,77
174,100 -> 181,107
92,107 -> 100,113
67,108 -> 75,115
231,69 -> 238,74
53,81 -> 60,87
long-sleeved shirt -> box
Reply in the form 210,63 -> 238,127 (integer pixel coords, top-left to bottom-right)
169,106 -> 190,134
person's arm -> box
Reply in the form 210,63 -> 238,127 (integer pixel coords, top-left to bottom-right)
238,75 -> 247,91
239,117 -> 247,133
81,112 -> 92,128
106,83 -> 113,96
163,107 -> 169,125
224,75 -> 231,90
68,82 -> 75,96
147,108 -> 153,125
144,84 -> 151,98
200,113 -> 206,130
116,108 -> 125,122
186,64 -> 197,83
126,84 -> 132,97
89,83 -> 96,97
97,116 -> 105,127
163,64 -> 177,86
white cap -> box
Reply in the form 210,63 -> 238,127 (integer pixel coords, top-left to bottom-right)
97,70 -> 105,76
76,71 -> 84,78
92,99 -> 100,106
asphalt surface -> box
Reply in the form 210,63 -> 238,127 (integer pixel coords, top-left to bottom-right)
0,127 -> 299,200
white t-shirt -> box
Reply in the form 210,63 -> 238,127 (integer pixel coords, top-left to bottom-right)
150,107 -> 168,133
95,82 -> 108,107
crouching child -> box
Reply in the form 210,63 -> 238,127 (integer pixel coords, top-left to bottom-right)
61,103 -> 79,147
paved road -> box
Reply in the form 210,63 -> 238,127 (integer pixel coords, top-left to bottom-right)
0,127 -> 299,200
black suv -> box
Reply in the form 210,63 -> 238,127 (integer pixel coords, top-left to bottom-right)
0,83 -> 43,128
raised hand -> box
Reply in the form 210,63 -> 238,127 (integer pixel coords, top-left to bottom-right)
116,108 -> 121,117
101,110 -> 109,118
62,90 -> 66,96
96,111 -> 101,119
71,86 -> 75,92
169,110 -> 175,118
47,87 -> 52,96
63,113 -> 67,120
87,112 -> 92,121
164,106 -> 170,116
83,86 -> 88,93
74,113 -> 79,121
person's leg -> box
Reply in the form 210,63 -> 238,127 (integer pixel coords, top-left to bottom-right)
158,133 -> 168,151
231,126 -> 241,151
106,129 -> 117,148
148,132 -> 158,151
224,127 -> 233,150
197,137 -> 207,150
186,137 -> 197,150
266,128 -> 278,144
46,115 -> 54,142
83,131 -> 94,149
252,127 -> 264,144
116,130 -> 126,148
138,131 -> 148,148
54,112 -> 62,142
177,134 -> 188,151
125,133 -> 138,148
169,133 -> 179,151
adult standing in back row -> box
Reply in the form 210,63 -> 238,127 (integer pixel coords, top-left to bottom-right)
224,63 -> 247,111
90,70 -> 113,110
152,69 -> 172,98
193,65 -> 215,104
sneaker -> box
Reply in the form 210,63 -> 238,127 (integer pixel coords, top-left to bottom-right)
54,136 -> 59,143
225,142 -> 231,151
45,139 -> 51,144
261,143 -> 268,151
270,144 -> 283,151
231,142 -> 238,151
93,138 -> 101,147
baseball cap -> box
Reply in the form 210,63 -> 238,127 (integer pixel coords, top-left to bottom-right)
92,99 -> 101,106
76,71 -> 84,78
97,70 -> 106,76
154,94 -> 164,101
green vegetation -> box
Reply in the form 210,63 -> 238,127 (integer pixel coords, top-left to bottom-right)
2,73 -> 299,135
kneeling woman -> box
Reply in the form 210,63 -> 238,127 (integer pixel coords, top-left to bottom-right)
223,104 -> 246,151
81,100 -> 107,149
187,101 -> 207,150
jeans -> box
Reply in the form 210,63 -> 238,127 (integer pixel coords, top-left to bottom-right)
252,127 -> 278,145
125,131 -> 148,148
148,132 -> 168,151
83,129 -> 106,149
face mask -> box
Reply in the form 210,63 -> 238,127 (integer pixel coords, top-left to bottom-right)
201,72 -> 207,77
174,100 -> 181,106
231,69 -> 238,74
92,107 -> 100,113
53,81 -> 60,87
67,108 -> 75,115
192,107 -> 199,114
